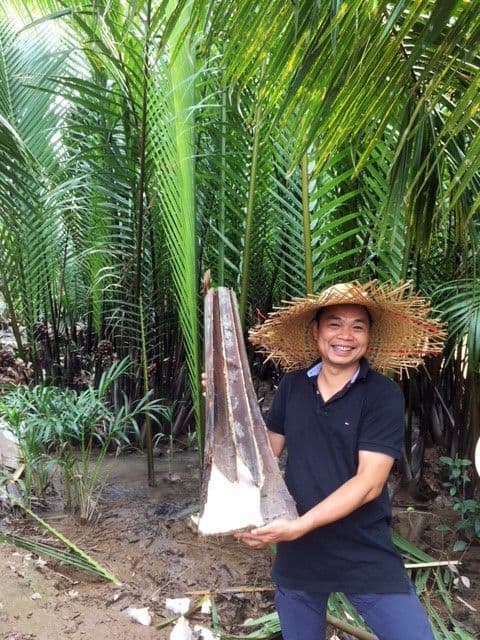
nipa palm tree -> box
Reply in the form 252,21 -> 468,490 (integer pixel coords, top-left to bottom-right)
0,0 -> 479,472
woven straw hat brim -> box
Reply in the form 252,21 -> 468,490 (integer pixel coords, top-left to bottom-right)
249,281 -> 446,373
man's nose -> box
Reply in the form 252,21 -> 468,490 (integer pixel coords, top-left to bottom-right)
337,325 -> 354,339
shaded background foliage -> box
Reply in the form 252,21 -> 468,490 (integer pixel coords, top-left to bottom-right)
0,0 -> 479,484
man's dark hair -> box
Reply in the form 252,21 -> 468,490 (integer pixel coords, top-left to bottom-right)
314,306 -> 373,327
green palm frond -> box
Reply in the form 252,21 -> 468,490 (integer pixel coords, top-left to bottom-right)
192,0 -> 480,255
148,0 -> 200,446
0,19 -> 72,366
434,278 -> 480,371
0,490 -> 121,584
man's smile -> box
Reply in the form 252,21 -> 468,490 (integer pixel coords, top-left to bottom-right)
330,344 -> 356,355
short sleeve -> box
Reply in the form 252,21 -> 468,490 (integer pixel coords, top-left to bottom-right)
358,380 -> 405,460
264,373 -> 289,435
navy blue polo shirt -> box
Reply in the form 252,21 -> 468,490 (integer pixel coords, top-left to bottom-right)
265,358 -> 410,594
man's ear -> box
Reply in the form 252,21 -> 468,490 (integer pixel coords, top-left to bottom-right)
311,318 -> 319,340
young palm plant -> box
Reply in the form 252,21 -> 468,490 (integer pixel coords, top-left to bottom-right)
0,358 -> 168,520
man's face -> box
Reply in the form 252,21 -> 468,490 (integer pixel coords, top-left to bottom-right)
312,304 -> 370,369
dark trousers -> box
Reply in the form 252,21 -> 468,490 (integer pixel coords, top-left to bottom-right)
275,582 -> 435,640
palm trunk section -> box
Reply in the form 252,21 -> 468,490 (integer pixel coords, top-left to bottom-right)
200,286 -> 297,535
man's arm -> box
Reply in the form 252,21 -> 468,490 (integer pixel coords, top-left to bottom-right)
236,450 -> 394,547
267,429 -> 285,457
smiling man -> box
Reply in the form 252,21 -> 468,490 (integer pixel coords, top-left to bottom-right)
314,304 -> 370,370
242,282 -> 445,640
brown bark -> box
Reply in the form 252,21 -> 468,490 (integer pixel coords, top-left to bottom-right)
199,286 -> 297,535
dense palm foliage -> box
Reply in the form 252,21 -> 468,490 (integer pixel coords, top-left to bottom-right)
0,0 -> 479,477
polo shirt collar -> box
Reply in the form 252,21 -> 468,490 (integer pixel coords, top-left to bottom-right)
306,357 -> 369,384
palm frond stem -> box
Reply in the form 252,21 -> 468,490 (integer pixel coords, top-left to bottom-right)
301,153 -> 312,294
239,100 -> 262,326
140,294 -> 155,486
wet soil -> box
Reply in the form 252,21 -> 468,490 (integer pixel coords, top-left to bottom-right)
0,451 -> 274,639
1,449 -> 479,640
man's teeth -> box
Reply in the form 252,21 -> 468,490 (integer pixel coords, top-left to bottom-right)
333,346 -> 352,351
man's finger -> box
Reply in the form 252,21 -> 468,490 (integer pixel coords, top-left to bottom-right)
250,525 -> 271,535
236,532 -> 259,542
242,538 -> 268,548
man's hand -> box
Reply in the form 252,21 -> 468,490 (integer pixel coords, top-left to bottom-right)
235,518 -> 303,547
235,450 -> 395,550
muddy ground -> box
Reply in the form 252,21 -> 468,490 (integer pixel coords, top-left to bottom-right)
0,449 -> 479,640
0,451 -> 275,639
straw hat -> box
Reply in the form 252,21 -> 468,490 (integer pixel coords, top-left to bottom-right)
249,281 -> 446,373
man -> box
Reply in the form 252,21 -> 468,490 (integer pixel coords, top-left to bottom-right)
238,281 -> 445,640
